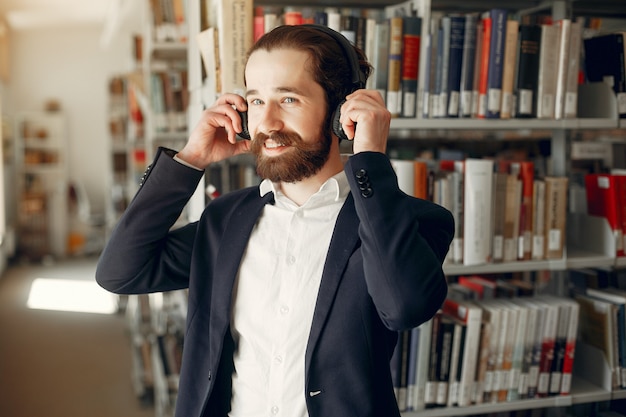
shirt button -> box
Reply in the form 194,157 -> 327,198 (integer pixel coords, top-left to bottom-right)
271,406 -> 279,415
274,355 -> 283,364
280,305 -> 289,315
286,255 -> 296,265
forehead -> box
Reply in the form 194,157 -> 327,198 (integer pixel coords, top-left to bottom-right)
245,48 -> 316,91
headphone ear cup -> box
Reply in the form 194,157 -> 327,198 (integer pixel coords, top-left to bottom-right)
331,100 -> 349,141
237,110 -> 251,140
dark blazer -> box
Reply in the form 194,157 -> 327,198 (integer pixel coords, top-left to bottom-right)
96,147 -> 454,417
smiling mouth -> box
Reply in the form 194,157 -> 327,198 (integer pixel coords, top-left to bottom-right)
265,140 -> 287,149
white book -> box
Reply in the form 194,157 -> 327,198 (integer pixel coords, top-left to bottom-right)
506,301 -> 529,401
463,159 -> 494,265
413,318 -> 433,410
554,19 -> 571,120
563,21 -> 582,118
442,298 -> 483,407
536,24 -> 559,119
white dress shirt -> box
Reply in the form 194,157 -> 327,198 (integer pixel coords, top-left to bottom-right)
229,171 -> 350,417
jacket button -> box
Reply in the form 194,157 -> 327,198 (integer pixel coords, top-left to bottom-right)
361,187 -> 373,198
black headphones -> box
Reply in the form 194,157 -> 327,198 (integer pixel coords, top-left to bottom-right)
238,24 -> 366,141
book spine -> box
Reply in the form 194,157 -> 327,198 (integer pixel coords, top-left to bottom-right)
563,21 -> 582,118
515,24 -> 542,118
554,19 -> 572,120
401,16 -> 422,117
500,19 -> 519,119
446,15 -> 466,117
536,24 -> 559,119
477,13 -> 492,118
486,9 -> 508,118
459,13 -> 478,117
387,17 -> 404,117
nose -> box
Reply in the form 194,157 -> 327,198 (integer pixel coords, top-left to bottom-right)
254,102 -> 284,135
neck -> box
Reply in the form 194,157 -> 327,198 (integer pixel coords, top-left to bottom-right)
279,152 -> 344,206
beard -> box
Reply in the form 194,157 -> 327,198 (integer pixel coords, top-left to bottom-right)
250,129 -> 332,183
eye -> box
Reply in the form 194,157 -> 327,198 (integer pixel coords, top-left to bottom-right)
283,97 -> 297,104
248,98 -> 263,106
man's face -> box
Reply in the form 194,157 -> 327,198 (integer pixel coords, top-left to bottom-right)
245,48 -> 332,183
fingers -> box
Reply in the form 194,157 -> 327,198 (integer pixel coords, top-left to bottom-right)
339,89 -> 390,154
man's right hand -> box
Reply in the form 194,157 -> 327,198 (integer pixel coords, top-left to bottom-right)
176,93 -> 251,169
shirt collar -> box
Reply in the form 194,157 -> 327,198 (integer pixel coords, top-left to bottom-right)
259,170 -> 350,207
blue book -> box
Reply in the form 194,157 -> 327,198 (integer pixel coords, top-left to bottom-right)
459,13 -> 478,117
486,9 -> 508,118
446,14 -> 466,117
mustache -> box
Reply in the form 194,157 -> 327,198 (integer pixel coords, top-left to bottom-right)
252,131 -> 303,147
251,132 -> 304,155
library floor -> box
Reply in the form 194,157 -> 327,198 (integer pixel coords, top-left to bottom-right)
0,256 -> 155,417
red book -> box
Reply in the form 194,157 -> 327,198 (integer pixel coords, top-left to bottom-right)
253,6 -> 265,42
615,174 -> 626,257
585,173 -> 625,257
515,161 -> 535,260
476,13 -> 492,119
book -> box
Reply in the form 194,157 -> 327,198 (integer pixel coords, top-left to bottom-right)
446,320 -> 465,407
401,16 -> 423,117
433,17 -> 450,118
563,20 -> 582,119
371,21 -> 391,100
576,292 -> 621,390
387,16 -> 404,117
531,178 -> 546,260
459,13 -> 478,118
586,288 -> 626,389
505,300 -> 528,401
479,301 -> 502,403
500,18 -> 519,119
412,318 -> 433,411
543,176 -> 568,260
425,312 -> 441,408
442,298 -> 483,407
485,9 -> 508,118
554,19 -> 571,120
476,12 -> 492,118
585,174 -> 625,257
491,172 -> 508,263
514,161 -> 535,261
583,32 -> 626,118
515,24 -> 542,118
536,23 -> 559,119
212,0 -> 253,96
503,174 -> 522,262
471,18 -> 485,117
446,14 -> 466,117
535,299 -> 558,397
463,159 -> 494,265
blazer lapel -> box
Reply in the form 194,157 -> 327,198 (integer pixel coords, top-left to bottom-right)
211,191 -> 275,330
305,194 -> 360,366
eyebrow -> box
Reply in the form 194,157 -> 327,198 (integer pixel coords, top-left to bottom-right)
245,86 -> 306,97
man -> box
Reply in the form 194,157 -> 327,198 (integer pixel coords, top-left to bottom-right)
96,24 -> 454,417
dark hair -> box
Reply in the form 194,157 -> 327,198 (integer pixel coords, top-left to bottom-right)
245,25 -> 372,116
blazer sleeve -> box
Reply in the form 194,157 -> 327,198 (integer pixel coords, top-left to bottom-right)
344,151 -> 455,331
96,147 -> 205,294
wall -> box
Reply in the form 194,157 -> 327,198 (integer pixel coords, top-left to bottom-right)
7,18 -> 140,217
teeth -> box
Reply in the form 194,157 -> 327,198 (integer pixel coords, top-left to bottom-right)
266,142 -> 285,149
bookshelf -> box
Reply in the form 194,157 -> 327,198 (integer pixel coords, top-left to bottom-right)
107,0 -> 626,416
15,111 -> 69,261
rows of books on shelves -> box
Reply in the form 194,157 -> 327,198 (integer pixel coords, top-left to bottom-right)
202,0 -> 626,122
388,144 -> 626,270
391,266 -> 626,416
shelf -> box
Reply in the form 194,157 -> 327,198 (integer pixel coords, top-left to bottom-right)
390,116 -> 618,132
444,257 -> 567,275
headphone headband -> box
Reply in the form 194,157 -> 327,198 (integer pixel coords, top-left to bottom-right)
301,24 -> 366,89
